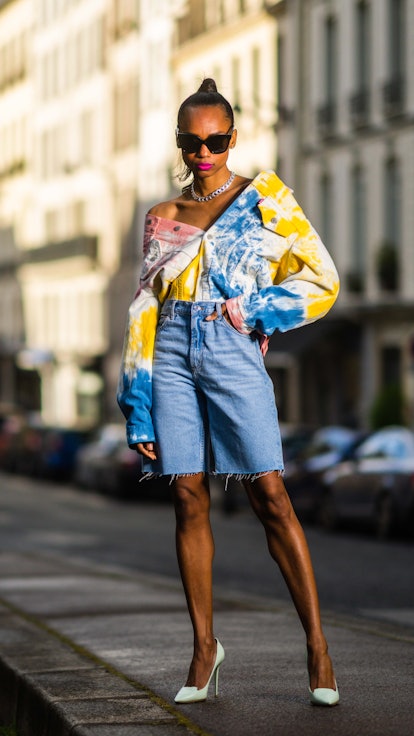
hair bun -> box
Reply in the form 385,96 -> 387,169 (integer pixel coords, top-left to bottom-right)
197,78 -> 218,94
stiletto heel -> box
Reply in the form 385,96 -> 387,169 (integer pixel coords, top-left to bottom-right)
174,638 -> 225,704
309,680 -> 339,706
214,662 -> 220,696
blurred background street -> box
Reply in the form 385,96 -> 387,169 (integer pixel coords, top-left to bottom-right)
1,471 -> 414,631
1,0 -> 414,731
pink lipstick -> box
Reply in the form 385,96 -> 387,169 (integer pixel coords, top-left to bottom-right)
197,164 -> 213,171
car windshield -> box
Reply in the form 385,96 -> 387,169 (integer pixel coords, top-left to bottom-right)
357,428 -> 414,460
303,427 -> 357,458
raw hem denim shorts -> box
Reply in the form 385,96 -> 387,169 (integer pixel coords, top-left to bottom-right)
143,300 -> 284,477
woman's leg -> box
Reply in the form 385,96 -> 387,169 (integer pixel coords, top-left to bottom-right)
243,471 -> 336,692
172,472 -> 217,688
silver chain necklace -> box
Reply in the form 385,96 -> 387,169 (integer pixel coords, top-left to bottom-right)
190,171 -> 236,202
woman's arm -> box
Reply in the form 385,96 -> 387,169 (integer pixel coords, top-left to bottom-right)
225,179 -> 340,336
117,287 -> 159,447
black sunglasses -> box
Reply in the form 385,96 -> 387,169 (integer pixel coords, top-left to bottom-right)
175,126 -> 233,154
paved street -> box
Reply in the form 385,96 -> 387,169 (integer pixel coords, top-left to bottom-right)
0,472 -> 414,735
0,472 -> 414,629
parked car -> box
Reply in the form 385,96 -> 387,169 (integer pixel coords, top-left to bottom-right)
74,424 -> 128,491
283,426 -> 363,521
318,426 -> 414,538
39,427 -> 92,480
0,413 -> 91,481
74,424 -> 171,501
0,413 -> 44,475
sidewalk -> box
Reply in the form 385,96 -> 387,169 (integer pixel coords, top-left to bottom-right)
0,551 -> 413,736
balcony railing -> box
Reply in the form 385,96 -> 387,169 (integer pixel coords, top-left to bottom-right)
382,76 -> 405,118
26,236 -> 98,264
349,88 -> 370,128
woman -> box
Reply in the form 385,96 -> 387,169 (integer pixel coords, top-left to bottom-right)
118,79 -> 340,706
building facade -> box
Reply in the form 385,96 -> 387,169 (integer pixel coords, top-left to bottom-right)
0,0 -> 32,413
1,0 -> 413,432
0,0 -> 280,428
0,0 -> 178,428
270,0 -> 414,429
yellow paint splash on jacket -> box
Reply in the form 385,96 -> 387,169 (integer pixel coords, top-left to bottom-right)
168,248 -> 203,301
123,302 -> 158,375
306,290 -> 338,319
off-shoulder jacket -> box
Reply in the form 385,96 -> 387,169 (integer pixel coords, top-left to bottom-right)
118,171 -> 340,446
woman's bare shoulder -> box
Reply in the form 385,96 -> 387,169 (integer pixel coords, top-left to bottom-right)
148,200 -> 180,220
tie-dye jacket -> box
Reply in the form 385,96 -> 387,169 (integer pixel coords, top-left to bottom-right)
118,171 -> 339,446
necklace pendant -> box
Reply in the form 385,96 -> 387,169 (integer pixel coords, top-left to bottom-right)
191,171 -> 236,203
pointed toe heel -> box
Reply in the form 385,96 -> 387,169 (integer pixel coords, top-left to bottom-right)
309,681 -> 339,706
174,638 -> 225,704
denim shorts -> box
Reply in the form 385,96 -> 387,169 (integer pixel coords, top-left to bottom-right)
143,300 -> 284,477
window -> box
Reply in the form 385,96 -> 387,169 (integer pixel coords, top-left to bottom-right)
350,2 -> 371,125
45,209 -> 58,241
325,16 -> 337,107
349,165 -> 366,291
73,200 -> 85,234
205,0 -> 224,28
383,0 -> 405,114
97,15 -> 106,69
356,1 -> 370,91
318,16 -> 338,133
388,0 -> 404,80
277,33 -> 284,113
114,0 -> 139,37
252,47 -> 260,121
320,172 -> 333,252
382,346 -> 401,387
81,109 -> 93,163
384,158 -> 401,247
114,80 -> 139,149
41,131 -> 49,177
377,157 -> 400,290
52,46 -> 59,95
232,57 -> 240,110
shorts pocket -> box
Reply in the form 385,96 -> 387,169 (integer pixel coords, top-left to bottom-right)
218,313 -> 253,340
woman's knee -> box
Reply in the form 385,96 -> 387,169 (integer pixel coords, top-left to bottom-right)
245,473 -> 294,526
172,474 -> 210,523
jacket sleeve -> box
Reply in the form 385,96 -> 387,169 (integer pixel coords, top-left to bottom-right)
225,181 -> 340,336
117,286 -> 159,446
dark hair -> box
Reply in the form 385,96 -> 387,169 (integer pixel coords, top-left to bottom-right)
177,78 -> 234,129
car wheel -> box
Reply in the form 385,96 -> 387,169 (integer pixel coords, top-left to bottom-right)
375,494 -> 395,540
317,491 -> 337,531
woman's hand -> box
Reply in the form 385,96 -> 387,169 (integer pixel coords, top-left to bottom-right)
205,303 -> 232,324
135,442 -> 157,461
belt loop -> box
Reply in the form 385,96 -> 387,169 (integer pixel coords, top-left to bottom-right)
162,299 -> 174,318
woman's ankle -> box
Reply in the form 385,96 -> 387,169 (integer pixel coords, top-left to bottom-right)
306,635 -> 329,656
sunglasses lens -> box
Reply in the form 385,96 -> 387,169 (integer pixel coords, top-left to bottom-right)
177,134 -> 199,153
177,133 -> 232,154
207,135 -> 231,153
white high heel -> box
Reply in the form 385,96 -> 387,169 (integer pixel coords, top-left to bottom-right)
174,638 -> 225,703
309,680 -> 339,706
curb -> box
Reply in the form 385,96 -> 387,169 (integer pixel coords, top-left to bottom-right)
0,601 -> 212,736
